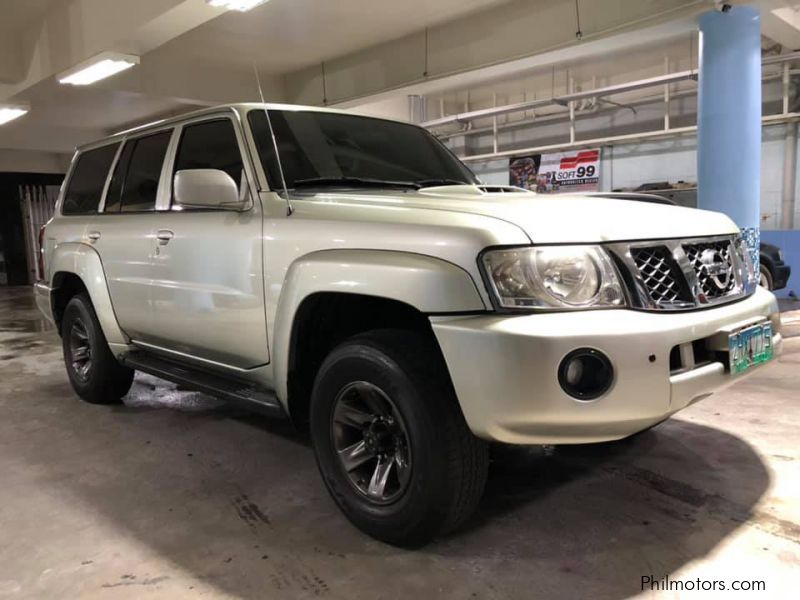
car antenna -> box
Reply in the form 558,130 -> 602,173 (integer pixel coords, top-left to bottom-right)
253,61 -> 293,216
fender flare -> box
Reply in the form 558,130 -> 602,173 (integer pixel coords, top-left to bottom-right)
271,249 -> 486,404
50,242 -> 130,350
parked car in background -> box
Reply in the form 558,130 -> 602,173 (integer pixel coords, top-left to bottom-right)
35,104 -> 783,546
759,242 -> 791,291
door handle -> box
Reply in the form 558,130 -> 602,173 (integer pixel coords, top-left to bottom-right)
156,229 -> 174,245
87,231 -> 101,243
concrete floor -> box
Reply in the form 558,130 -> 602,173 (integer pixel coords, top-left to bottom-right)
0,286 -> 797,599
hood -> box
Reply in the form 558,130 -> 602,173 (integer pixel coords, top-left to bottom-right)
300,185 -> 739,244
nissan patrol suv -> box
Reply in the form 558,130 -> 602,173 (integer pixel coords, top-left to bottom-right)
35,104 -> 782,546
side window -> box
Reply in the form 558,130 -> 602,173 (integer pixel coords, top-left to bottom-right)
61,143 -> 119,215
114,131 -> 172,213
173,119 -> 245,202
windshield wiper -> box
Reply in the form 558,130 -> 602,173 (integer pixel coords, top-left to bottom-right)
415,178 -> 472,187
292,176 -> 420,190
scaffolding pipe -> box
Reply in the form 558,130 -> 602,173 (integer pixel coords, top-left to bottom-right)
492,92 -> 498,154
783,62 -> 791,115
434,84 -> 702,141
457,112 -> 800,162
568,76 -> 576,144
435,70 -> 784,142
422,70 -> 698,127
664,56 -> 671,130
424,50 -> 800,130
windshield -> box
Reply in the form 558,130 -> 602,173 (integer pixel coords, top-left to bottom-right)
248,109 -> 478,191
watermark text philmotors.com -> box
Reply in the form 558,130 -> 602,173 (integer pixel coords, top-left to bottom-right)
642,575 -> 766,592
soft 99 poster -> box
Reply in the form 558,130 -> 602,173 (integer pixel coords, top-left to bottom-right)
509,149 -> 601,193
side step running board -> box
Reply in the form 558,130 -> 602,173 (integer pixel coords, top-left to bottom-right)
121,351 -> 286,419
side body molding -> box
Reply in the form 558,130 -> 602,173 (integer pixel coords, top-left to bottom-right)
271,249 -> 486,405
50,243 -> 131,354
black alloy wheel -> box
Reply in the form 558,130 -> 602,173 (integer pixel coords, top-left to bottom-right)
331,381 -> 412,504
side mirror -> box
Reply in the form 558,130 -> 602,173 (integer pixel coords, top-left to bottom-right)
173,169 -> 248,211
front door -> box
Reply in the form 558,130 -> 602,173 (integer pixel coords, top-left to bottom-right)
146,117 -> 269,370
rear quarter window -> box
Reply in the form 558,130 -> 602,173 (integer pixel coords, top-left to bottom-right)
61,143 -> 120,215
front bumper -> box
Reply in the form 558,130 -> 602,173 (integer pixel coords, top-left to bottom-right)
773,263 -> 791,291
33,281 -> 55,325
432,287 -> 782,445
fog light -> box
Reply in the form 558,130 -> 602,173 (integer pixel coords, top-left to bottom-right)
558,349 -> 614,400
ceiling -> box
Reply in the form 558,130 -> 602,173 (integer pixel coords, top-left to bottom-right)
160,0 -> 509,74
1,0 -> 800,163
0,0 -> 511,155
0,0 -> 56,32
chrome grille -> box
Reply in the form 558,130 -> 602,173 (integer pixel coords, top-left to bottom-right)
682,240 -> 736,299
630,246 -> 689,307
609,235 -> 750,311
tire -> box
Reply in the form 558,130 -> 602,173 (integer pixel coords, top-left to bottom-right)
310,329 -> 488,547
61,293 -> 134,404
759,265 -> 773,291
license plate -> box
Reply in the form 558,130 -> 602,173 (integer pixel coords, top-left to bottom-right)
728,322 -> 773,374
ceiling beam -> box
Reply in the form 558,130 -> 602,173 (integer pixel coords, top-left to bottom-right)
283,0 -> 710,107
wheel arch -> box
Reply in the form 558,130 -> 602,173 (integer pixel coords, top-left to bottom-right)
273,249 -> 486,426
49,243 -> 129,351
759,251 -> 775,276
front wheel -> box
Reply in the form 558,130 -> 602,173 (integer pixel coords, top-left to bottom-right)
310,329 -> 488,547
61,293 -> 134,404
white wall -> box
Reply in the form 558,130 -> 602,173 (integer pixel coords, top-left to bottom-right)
470,121 -> 800,231
0,149 -> 70,174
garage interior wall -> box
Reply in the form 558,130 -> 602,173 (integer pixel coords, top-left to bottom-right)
470,122 -> 800,229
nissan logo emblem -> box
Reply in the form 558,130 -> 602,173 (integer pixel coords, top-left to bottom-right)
699,248 -> 732,290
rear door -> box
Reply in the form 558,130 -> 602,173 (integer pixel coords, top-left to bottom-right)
88,128 -> 174,341
145,115 -> 269,369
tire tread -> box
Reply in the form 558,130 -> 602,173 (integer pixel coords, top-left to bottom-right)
62,293 -> 134,404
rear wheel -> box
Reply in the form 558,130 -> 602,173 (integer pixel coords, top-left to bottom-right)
61,293 -> 134,404
310,329 -> 488,547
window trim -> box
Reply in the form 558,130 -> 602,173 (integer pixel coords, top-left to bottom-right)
57,106 -> 262,216
161,112 -> 257,212
96,142 -> 125,213
97,124 -> 177,215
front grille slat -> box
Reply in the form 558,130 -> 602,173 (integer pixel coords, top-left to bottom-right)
631,246 -> 689,307
623,236 -> 743,311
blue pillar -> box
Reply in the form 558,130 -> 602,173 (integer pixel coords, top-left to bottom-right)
697,5 -> 761,271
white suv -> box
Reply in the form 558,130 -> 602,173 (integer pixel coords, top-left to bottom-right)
35,103 -> 782,546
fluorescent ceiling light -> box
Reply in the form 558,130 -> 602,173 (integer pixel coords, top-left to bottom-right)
207,0 -> 270,12
0,105 -> 28,126
58,52 -> 139,86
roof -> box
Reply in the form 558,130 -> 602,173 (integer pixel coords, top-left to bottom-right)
77,103 -> 412,152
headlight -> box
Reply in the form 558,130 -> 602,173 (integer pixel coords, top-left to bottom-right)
481,245 -> 626,310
